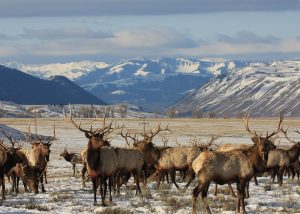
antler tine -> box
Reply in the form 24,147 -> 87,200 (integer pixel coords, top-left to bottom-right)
149,123 -> 171,138
119,128 -> 130,146
281,128 -> 296,144
244,112 -> 258,136
267,112 -> 284,139
69,115 -> 92,134
174,135 -> 181,146
294,129 -> 300,135
160,134 -> 170,147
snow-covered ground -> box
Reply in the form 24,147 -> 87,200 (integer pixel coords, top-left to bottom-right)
0,118 -> 299,213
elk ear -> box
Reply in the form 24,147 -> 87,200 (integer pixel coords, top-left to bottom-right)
269,143 -> 277,150
251,136 -> 259,144
85,132 -> 91,139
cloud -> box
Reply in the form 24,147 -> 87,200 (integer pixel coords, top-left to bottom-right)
0,0 -> 298,17
1,29 -> 300,62
21,27 -> 112,40
217,31 -> 280,44
0,33 -> 14,40
110,28 -> 197,48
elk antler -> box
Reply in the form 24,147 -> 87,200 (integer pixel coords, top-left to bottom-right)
266,112 -> 283,139
244,112 -> 258,137
281,128 -> 296,144
1,128 -> 21,150
148,123 -> 171,139
160,134 -> 170,148
69,115 -> 93,134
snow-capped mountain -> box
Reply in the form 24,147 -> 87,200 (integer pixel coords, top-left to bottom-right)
3,58 -> 245,110
75,58 -> 245,110
172,60 -> 300,117
4,61 -> 109,80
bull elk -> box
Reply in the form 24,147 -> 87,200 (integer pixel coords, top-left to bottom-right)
0,129 -> 26,200
70,116 -> 145,206
192,113 -> 282,214
267,128 -> 300,185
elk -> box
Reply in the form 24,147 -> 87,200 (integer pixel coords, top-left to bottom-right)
214,144 -> 259,197
22,125 -> 56,193
0,129 -> 25,200
60,148 -> 84,175
191,113 -> 282,214
7,154 -> 39,194
266,128 -> 300,185
70,116 -> 145,206
155,135 -> 217,190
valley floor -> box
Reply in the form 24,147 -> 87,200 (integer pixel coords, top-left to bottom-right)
0,118 -> 300,214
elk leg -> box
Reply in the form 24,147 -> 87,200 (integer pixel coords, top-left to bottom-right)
11,174 -> 16,193
253,175 -> 258,185
116,173 -> 121,196
22,178 -> 28,192
40,174 -> 46,193
278,168 -> 284,186
170,170 -> 180,190
156,171 -> 163,189
109,177 -> 112,202
1,176 -> 6,200
192,184 -> 201,214
44,171 -> 47,184
16,176 -> 20,193
214,184 -> 218,196
92,178 -> 97,206
228,183 -> 237,197
72,164 -> 76,176
81,164 -> 87,187
135,171 -> 142,194
201,182 -> 212,214
184,170 -> 195,190
245,181 -> 250,198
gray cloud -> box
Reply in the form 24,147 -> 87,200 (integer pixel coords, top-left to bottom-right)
217,31 -> 280,44
0,33 -> 14,40
0,0 -> 298,17
21,27 -> 113,40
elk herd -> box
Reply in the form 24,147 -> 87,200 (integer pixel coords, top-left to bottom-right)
0,113 -> 300,214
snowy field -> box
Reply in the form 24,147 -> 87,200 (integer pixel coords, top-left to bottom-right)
0,117 -> 300,214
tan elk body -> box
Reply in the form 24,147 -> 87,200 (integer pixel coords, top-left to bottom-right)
191,113 -> 282,214
267,129 -> 300,185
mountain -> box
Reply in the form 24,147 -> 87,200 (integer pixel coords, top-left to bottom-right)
76,58 -> 245,111
172,60 -> 300,117
4,61 -> 109,80
0,65 -> 105,105
5,58 -> 246,111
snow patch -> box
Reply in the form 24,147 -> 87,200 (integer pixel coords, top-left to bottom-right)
111,90 -> 126,95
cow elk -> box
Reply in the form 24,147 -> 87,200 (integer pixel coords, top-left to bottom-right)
22,125 -> 56,192
191,113 -> 282,214
267,128 -> 300,185
60,148 -> 84,175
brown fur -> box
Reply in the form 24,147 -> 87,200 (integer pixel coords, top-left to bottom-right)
267,143 -> 300,185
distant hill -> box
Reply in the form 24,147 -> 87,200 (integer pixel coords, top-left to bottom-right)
171,60 -> 300,117
5,58 -> 246,110
0,65 -> 105,105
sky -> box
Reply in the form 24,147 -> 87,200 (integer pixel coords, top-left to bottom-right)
0,0 -> 300,64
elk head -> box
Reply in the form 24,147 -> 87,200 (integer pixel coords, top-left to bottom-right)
119,128 -> 138,146
24,124 -> 56,161
1,128 -> 24,169
281,128 -> 300,154
133,123 -> 171,150
70,115 -> 115,149
244,112 -> 283,162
